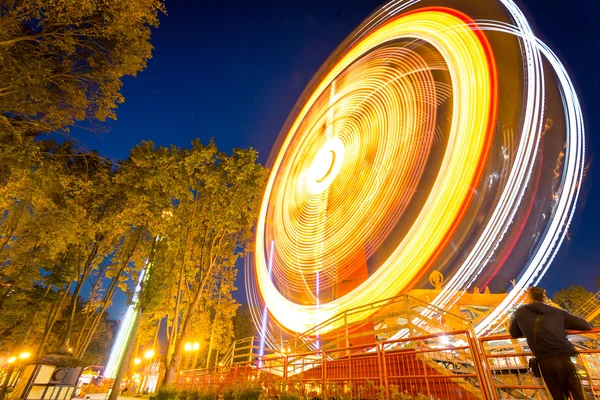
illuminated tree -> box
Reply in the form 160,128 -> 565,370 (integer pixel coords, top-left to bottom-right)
553,283 -> 600,326
158,140 -> 266,385
0,0 -> 164,140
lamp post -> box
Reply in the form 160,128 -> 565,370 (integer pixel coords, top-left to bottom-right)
138,350 -> 154,394
0,352 -> 30,398
129,357 -> 141,392
191,342 -> 200,370
183,342 -> 200,371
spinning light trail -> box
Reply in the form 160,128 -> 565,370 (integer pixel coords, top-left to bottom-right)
250,0 -> 585,338
105,270 -> 146,378
258,241 -> 275,364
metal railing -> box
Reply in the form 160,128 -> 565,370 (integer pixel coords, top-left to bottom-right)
293,294 -> 473,354
574,291 -> 600,322
217,336 -> 261,367
178,328 -> 600,400
178,329 -> 491,400
479,328 -> 600,400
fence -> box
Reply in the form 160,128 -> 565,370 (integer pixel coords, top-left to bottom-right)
178,330 -> 494,399
479,329 -> 600,400
293,294 -> 473,355
178,328 -> 600,400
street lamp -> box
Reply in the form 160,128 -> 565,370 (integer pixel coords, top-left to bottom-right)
138,350 -> 155,394
133,358 -> 141,366
0,351 -> 30,398
183,342 -> 200,370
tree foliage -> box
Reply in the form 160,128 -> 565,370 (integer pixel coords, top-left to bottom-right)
0,0 -> 267,385
0,0 -> 165,140
553,282 -> 600,327
0,138 -> 266,373
233,304 -> 257,341
119,140 -> 267,385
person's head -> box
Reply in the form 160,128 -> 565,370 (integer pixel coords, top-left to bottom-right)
527,286 -> 546,303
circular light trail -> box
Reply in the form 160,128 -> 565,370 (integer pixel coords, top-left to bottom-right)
251,0 -> 586,338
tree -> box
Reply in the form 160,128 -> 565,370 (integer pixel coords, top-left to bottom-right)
0,0 -> 165,140
81,317 -> 119,366
0,141 -> 163,357
0,136 -> 267,372
205,266 -> 239,368
233,304 -> 257,341
155,140 -> 266,386
553,284 -> 600,327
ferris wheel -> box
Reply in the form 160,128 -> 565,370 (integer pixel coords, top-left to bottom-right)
249,0 -> 586,344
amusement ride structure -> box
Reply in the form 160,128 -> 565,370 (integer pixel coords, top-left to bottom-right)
246,0 -> 586,350
172,0 -> 598,397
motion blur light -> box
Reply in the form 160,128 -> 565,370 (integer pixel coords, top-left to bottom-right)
251,0 -> 585,342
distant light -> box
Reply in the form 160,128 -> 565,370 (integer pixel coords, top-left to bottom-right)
19,352 -> 31,360
192,342 -> 200,351
144,349 -> 155,359
8,356 -> 16,364
184,343 -> 192,352
134,358 -> 142,365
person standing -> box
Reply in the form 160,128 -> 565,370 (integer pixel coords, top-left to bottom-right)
510,286 -> 592,400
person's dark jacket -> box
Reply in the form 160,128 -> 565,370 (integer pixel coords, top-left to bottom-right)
509,302 -> 592,360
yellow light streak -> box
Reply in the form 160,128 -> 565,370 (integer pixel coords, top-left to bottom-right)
255,8 -> 498,334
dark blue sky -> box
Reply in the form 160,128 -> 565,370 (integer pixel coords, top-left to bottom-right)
79,0 -> 600,319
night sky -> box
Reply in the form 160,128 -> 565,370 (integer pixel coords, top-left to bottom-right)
73,0 -> 600,319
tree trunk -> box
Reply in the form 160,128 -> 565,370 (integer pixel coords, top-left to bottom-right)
59,278 -> 85,351
73,271 -> 104,352
153,321 -> 160,349
162,282 -> 206,386
77,229 -> 143,358
59,242 -> 99,352
37,282 -> 72,356
76,277 -> 121,358
206,288 -> 223,369
166,240 -> 188,365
